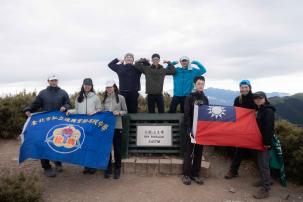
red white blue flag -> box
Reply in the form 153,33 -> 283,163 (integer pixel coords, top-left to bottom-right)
192,105 -> 265,151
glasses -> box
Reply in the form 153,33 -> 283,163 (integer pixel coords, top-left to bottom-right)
152,58 -> 160,61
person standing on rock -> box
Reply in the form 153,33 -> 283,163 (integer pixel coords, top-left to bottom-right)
67,78 -> 102,175
24,75 -> 71,177
102,80 -> 128,179
108,53 -> 142,113
169,56 -> 206,113
225,80 -> 256,179
252,91 -> 275,199
182,76 -> 209,185
134,53 -> 175,113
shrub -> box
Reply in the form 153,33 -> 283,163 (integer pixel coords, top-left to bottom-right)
0,172 -> 43,202
275,120 -> 303,184
0,91 -> 35,139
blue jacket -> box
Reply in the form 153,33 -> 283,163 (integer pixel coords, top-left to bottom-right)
170,60 -> 206,96
108,58 -> 142,92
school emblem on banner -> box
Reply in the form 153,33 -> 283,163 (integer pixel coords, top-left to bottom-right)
46,124 -> 85,154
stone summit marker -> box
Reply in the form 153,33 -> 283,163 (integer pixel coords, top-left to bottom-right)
136,125 -> 172,146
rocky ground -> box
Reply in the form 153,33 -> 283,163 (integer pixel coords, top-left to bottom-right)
1,139 -> 302,202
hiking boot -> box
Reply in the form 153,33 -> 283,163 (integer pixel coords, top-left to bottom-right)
55,164 -> 63,172
252,180 -> 274,187
44,168 -> 57,177
104,170 -> 111,179
190,176 -> 204,185
253,187 -> 269,199
89,168 -> 97,174
113,169 -> 121,179
182,175 -> 191,185
83,168 -> 90,174
83,168 -> 96,175
224,170 -> 238,179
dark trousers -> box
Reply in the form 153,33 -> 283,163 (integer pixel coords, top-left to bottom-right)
183,133 -> 203,177
107,129 -> 122,170
120,91 -> 139,113
41,159 -> 61,170
230,148 -> 253,174
257,150 -> 272,190
169,96 -> 186,113
147,94 -> 164,113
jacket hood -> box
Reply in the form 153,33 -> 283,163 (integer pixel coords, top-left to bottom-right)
241,91 -> 253,97
124,63 -> 135,68
259,104 -> 276,112
106,92 -> 117,98
85,92 -> 96,98
191,90 -> 206,97
151,64 -> 163,69
47,86 -> 60,90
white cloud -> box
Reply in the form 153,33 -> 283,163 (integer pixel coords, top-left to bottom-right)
0,0 -> 303,94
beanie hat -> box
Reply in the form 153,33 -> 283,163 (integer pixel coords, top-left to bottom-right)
124,53 -> 134,60
239,80 -> 251,89
151,53 -> 160,59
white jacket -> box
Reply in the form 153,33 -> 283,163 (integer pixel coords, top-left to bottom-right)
70,92 -> 101,114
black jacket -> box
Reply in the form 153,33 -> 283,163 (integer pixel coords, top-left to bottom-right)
256,104 -> 276,146
184,91 -> 209,130
24,86 -> 71,113
108,58 -> 142,92
234,92 -> 255,109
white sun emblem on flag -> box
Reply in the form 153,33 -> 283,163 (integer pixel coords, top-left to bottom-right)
207,106 -> 226,119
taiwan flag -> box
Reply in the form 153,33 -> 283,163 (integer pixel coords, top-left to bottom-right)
192,105 -> 265,151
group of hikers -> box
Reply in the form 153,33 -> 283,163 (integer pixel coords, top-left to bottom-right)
24,53 -> 276,199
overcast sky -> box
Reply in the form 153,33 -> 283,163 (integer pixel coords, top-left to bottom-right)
1,0 -> 303,96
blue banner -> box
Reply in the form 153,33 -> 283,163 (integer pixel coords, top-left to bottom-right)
19,111 -> 116,169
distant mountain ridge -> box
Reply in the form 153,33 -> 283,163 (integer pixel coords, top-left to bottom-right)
165,87 -> 290,106
204,87 -> 290,106
165,88 -> 303,126
269,93 -> 303,126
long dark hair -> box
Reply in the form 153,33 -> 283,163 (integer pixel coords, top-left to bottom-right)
77,84 -> 95,103
103,84 -> 119,104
